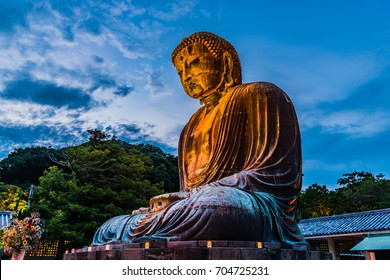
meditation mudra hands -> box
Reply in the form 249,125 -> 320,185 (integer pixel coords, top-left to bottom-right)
132,191 -> 190,215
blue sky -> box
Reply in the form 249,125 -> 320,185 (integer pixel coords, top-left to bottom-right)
0,0 -> 389,189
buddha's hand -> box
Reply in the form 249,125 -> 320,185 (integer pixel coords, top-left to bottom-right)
131,207 -> 149,215
149,192 -> 189,213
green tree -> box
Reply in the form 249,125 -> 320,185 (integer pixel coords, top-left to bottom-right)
300,171 -> 390,219
86,129 -> 110,146
30,135 -> 177,252
300,184 -> 332,218
0,147 -> 60,188
132,144 -> 179,193
333,171 -> 390,213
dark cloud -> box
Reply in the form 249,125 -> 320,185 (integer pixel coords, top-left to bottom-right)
88,73 -> 127,95
62,25 -> 75,41
114,85 -> 134,97
0,124 -> 85,159
1,77 -> 92,109
87,72 -> 134,97
118,124 -> 142,135
0,1 -> 32,33
92,55 -> 104,63
92,75 -> 117,89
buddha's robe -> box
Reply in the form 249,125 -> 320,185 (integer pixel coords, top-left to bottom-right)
92,82 -> 305,245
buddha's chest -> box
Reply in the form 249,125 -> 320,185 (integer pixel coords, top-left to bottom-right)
184,107 -> 220,180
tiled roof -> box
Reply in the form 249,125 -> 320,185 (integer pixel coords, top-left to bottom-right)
0,211 -> 11,228
299,208 -> 390,237
350,233 -> 390,251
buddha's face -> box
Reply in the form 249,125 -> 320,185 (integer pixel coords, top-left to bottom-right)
173,42 -> 224,100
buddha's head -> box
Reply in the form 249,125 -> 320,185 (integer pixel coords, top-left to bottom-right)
172,32 -> 242,102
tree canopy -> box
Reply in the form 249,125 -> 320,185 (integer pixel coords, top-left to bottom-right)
300,171 -> 390,219
0,146 -> 61,189
0,130 -> 179,252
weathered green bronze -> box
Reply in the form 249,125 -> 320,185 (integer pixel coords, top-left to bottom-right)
92,32 -> 305,245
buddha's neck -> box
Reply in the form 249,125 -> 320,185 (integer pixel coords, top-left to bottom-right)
200,92 -> 222,109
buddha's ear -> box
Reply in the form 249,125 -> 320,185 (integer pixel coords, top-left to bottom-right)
222,51 -> 234,87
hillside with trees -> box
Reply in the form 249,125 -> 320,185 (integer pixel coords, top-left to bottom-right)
300,171 -> 390,219
0,130 -> 179,252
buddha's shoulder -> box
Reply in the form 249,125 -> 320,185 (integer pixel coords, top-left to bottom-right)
234,82 -> 283,92
232,82 -> 288,99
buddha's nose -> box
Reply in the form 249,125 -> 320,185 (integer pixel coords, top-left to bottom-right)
182,62 -> 192,81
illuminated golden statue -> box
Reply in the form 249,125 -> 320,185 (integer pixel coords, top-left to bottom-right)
92,32 -> 305,245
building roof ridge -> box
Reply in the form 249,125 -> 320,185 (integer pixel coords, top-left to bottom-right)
300,208 -> 390,223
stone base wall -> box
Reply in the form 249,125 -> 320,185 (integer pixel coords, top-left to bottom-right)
64,240 -> 332,260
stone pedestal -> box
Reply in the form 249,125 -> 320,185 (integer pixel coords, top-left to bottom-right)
64,240 -> 332,260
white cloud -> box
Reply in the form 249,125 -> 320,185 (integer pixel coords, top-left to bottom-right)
319,110 -> 390,137
150,0 -> 197,21
0,99 -> 78,127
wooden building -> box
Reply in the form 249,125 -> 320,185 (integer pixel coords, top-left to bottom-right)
299,208 -> 390,260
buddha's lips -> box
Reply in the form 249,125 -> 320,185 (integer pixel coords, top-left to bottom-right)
185,82 -> 203,95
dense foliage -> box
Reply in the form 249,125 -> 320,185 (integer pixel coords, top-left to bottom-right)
0,130 -> 179,252
300,171 -> 390,219
0,147 -> 61,188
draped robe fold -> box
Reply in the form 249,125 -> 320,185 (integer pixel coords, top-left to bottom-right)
92,82 -> 306,245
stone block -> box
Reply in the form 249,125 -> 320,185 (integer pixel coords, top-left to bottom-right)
198,240 -> 229,247
168,241 -> 198,248
174,248 -> 208,260
63,253 -> 73,260
91,245 -> 105,251
76,252 -> 88,260
144,248 -> 174,260
87,251 -> 96,260
263,242 -> 281,249
122,243 -> 142,249
209,248 -> 241,260
95,251 -> 103,260
121,249 -> 144,260
320,252 -> 332,260
295,250 -> 307,260
103,249 -> 122,260
228,241 -> 257,248
292,244 -> 309,251
142,240 -> 167,248
239,248 -> 267,260
307,250 -> 320,260
280,249 -> 295,260
265,248 -> 280,260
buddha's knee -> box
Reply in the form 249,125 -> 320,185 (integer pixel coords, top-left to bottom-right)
191,186 -> 255,210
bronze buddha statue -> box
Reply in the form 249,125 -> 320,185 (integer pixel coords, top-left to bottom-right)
92,32 -> 305,245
